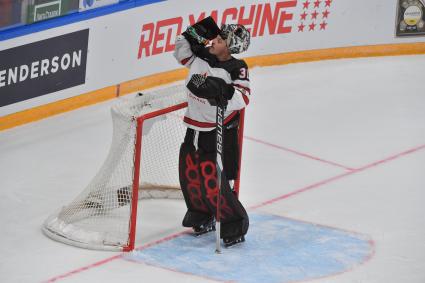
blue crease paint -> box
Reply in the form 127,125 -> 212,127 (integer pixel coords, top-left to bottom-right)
125,213 -> 373,283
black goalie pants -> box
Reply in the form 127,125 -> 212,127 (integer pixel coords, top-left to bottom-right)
179,124 -> 249,239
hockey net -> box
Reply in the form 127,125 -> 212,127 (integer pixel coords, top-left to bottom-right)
42,85 -> 188,251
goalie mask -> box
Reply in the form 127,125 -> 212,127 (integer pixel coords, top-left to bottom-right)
220,24 -> 250,54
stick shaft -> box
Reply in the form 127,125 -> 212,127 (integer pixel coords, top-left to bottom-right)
215,104 -> 226,253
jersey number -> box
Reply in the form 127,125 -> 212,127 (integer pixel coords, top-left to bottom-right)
239,68 -> 249,80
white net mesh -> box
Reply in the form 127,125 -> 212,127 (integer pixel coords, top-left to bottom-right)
43,85 -> 187,251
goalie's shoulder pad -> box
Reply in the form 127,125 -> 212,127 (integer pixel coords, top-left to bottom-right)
215,58 -> 249,81
229,59 -> 249,81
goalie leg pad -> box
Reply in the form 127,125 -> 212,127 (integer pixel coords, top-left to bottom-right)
179,130 -> 212,227
198,151 -> 249,239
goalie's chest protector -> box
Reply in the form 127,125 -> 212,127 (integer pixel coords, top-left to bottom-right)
184,57 -> 240,131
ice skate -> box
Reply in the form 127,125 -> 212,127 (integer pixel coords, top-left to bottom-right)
223,235 -> 245,247
193,218 -> 216,236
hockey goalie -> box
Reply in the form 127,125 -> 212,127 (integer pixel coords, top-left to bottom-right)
173,17 -> 251,247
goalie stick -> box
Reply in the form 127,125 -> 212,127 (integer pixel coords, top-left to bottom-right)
215,99 -> 226,253
186,73 -> 228,253
184,19 -> 247,250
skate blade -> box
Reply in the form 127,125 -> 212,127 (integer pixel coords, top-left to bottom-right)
192,226 -> 216,237
224,236 -> 245,248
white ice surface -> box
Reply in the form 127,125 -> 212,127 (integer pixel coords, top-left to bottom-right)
0,55 -> 425,282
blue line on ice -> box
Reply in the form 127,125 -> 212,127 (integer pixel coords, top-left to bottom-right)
125,213 -> 373,283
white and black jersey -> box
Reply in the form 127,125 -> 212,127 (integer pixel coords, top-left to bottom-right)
173,35 -> 251,131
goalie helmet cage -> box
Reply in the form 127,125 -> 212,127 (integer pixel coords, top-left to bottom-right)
42,85 -> 246,252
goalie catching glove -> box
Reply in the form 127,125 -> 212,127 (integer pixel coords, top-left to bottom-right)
186,74 -> 235,107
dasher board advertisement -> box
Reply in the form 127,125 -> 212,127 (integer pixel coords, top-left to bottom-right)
396,0 -> 425,36
0,29 -> 89,107
79,0 -> 119,11
26,0 -> 79,23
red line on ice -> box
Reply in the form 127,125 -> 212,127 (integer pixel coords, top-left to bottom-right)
244,135 -> 356,171
43,231 -> 190,283
250,143 -> 425,210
